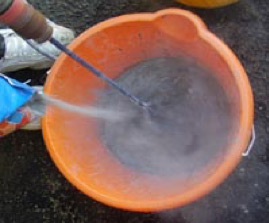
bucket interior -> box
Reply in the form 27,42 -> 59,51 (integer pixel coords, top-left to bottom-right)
97,55 -> 233,177
44,14 -> 241,209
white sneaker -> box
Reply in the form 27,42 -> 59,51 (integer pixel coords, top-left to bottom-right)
21,117 -> 41,131
0,20 -> 75,73
21,86 -> 44,131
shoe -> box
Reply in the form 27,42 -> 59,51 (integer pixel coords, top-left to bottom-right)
0,20 -> 75,73
0,75 -> 43,135
21,86 -> 44,130
0,106 -> 38,136
20,116 -> 41,130
0,100 -> 42,136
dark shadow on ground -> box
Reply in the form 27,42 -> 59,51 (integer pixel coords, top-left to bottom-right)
0,0 -> 268,222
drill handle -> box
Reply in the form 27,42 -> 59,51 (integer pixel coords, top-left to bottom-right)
0,0 -> 53,43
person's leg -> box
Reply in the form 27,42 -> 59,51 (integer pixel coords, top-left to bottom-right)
0,74 -> 37,137
0,19 -> 74,134
0,20 -> 74,73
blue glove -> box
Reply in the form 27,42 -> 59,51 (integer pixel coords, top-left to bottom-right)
0,74 -> 35,122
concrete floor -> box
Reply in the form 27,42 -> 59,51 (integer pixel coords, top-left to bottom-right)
0,0 -> 268,222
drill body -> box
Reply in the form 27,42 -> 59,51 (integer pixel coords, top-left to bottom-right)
0,0 -> 52,43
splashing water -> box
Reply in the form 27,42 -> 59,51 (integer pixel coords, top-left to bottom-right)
27,90 -> 128,122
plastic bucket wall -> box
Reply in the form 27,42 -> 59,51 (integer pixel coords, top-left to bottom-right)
43,9 -> 254,212
176,0 -> 238,8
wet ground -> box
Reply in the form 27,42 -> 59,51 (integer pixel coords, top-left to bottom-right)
0,0 -> 268,222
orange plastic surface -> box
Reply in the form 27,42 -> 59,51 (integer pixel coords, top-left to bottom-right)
177,0 -> 238,8
43,9 -> 254,212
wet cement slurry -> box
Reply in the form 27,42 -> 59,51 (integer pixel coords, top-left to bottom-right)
99,57 -> 232,176
0,0 -> 268,222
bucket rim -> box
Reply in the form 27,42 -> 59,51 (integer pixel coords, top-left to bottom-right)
43,8 -> 254,212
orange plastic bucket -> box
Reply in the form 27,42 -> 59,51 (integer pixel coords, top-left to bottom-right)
43,9 -> 254,212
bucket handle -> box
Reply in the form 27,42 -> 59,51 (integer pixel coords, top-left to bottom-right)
242,125 -> 255,157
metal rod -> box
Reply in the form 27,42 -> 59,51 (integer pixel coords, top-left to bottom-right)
24,39 -> 57,61
49,37 -> 148,108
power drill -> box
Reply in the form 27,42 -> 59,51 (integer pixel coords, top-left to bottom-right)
0,0 -> 53,43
